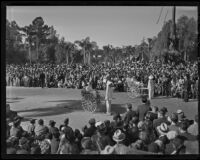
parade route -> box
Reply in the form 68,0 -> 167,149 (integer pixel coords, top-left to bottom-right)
6,87 -> 198,132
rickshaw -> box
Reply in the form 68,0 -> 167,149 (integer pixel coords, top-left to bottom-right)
126,79 -> 149,98
81,89 -> 104,113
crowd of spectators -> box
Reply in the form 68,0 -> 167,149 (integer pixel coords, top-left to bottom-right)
6,95 -> 199,155
6,60 -> 198,99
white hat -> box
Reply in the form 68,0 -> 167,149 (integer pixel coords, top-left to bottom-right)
149,75 -> 153,79
113,129 -> 126,142
100,145 -> 115,154
157,123 -> 169,135
176,109 -> 183,114
95,121 -> 103,127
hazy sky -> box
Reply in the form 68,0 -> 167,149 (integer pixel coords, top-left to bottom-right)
7,6 -> 197,49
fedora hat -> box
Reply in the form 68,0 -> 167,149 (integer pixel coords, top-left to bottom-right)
101,145 -> 115,154
113,129 -> 126,142
149,75 -> 153,79
157,123 -> 169,135
49,120 -> 56,125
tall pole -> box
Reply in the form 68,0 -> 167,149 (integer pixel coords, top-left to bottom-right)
171,6 -> 176,51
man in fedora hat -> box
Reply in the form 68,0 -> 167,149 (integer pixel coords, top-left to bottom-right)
27,119 -> 36,136
91,121 -> 112,152
134,96 -> 150,122
48,120 -> 59,135
153,107 -> 170,129
112,129 -> 130,154
83,118 -> 97,137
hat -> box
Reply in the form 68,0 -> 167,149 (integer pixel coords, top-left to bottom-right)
38,119 -> 44,124
30,119 -> 36,124
89,118 -> 95,125
113,129 -> 126,142
167,131 -> 178,140
130,140 -> 143,150
149,75 -> 153,79
154,139 -> 163,148
49,120 -> 56,125
126,103 -> 132,110
101,145 -> 115,154
64,118 -> 69,124
159,107 -> 168,115
137,121 -> 145,130
157,123 -> 169,135
95,121 -> 103,128
170,113 -> 178,122
177,109 -> 183,114
178,120 -> 189,131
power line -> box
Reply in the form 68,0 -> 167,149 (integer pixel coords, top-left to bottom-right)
156,7 -> 164,24
164,9 -> 169,23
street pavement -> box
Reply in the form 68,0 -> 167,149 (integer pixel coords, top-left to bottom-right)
6,87 -> 198,132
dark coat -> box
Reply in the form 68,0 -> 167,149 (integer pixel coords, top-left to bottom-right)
123,110 -> 138,125
51,138 -> 60,154
179,132 -> 197,141
153,117 -> 170,129
84,126 -> 97,137
134,103 -> 150,121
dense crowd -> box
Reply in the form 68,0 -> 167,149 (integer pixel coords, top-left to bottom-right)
6,95 -> 198,155
6,60 -> 198,99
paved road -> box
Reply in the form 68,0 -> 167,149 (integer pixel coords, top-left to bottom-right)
6,87 -> 198,132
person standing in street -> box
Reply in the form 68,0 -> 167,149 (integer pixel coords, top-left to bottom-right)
39,71 -> 45,88
147,75 -> 154,100
105,75 -> 113,115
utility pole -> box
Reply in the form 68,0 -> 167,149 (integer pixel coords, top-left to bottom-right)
170,6 -> 177,51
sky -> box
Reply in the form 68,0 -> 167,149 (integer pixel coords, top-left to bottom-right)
6,6 -> 198,49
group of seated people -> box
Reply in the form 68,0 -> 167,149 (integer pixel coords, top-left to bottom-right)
6,96 -> 198,155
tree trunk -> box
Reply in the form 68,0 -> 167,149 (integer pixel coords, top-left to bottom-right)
36,37 -> 39,63
184,50 -> 187,62
29,44 -> 31,64
88,51 -> 91,65
66,52 -> 69,65
83,47 -> 86,64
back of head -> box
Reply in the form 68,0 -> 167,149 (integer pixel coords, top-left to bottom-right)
38,119 -> 44,125
170,113 -> 178,123
179,121 -> 188,131
141,96 -> 147,103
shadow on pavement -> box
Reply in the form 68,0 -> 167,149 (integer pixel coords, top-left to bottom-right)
96,103 -> 126,115
7,101 -> 20,103
7,97 -> 25,100
17,100 -> 82,118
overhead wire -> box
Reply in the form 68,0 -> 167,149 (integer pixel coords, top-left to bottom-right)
156,7 -> 164,24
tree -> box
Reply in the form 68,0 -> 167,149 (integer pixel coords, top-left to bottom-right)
6,19 -> 27,64
75,37 -> 98,65
31,17 -> 50,63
